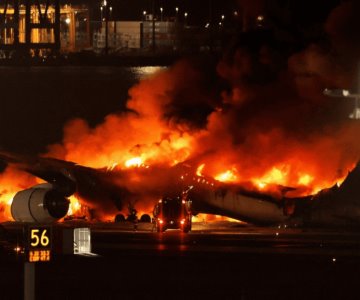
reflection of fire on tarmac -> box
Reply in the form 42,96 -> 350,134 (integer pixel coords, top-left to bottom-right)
193,214 -> 245,223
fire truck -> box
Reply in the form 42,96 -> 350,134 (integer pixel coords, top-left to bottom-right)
153,193 -> 192,233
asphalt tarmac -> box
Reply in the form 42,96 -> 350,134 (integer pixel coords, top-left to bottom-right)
1,222 -> 360,300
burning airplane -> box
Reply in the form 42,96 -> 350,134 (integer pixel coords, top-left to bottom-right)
0,146 -> 359,228
0,56 -> 359,226
0,1 -> 360,227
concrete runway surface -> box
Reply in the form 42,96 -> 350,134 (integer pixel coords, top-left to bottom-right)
0,221 -> 360,300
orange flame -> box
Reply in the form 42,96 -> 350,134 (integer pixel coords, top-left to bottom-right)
215,169 -> 238,183
125,157 -> 143,168
196,164 -> 205,177
67,196 -> 82,216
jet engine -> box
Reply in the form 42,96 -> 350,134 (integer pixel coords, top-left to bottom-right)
11,183 -> 70,223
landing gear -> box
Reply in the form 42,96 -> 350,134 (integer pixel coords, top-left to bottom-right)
140,214 -> 151,223
114,214 -> 125,222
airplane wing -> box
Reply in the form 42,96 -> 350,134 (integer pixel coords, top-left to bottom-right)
0,151 -> 134,221
0,151 -> 78,196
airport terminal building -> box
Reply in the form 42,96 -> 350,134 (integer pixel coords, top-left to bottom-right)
0,0 -> 228,58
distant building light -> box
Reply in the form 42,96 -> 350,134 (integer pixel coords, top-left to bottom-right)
221,15 -> 225,20
65,17 -> 71,24
257,15 -> 264,21
219,22 -> 222,26
175,7 -> 179,12
234,11 -> 238,17
343,90 -> 350,97
205,23 -> 210,28
143,10 -> 146,15
160,7 -> 163,12
103,0 -> 107,7
184,12 -> 188,17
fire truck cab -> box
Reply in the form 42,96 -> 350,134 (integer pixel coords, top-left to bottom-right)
153,194 -> 192,233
